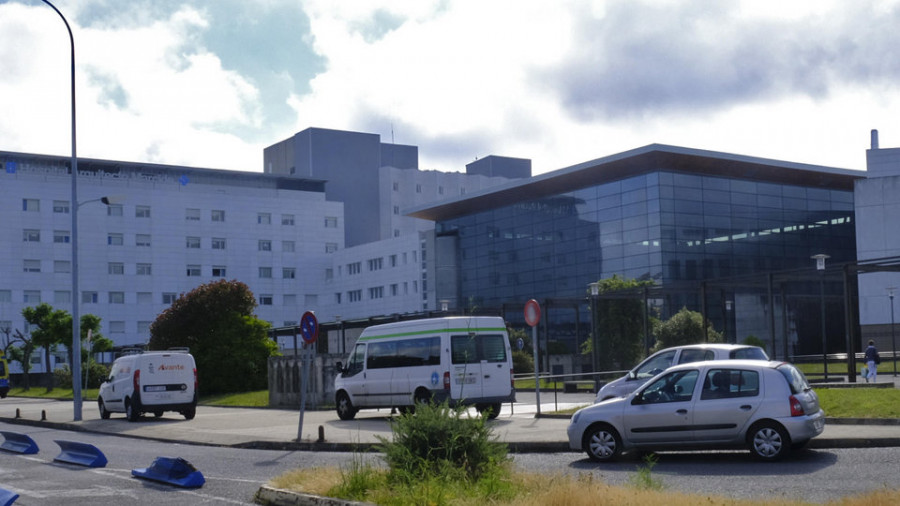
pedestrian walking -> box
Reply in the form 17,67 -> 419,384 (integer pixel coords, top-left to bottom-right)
864,340 -> 881,383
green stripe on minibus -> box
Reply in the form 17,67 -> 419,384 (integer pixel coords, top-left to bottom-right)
358,327 -> 507,341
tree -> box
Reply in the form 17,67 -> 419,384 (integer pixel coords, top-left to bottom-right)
7,328 -> 36,390
149,279 -> 279,395
584,275 -> 654,370
59,313 -> 108,377
652,307 -> 723,352
22,303 -> 70,389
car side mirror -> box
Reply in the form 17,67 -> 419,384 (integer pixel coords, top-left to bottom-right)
335,361 -> 344,374
631,392 -> 644,405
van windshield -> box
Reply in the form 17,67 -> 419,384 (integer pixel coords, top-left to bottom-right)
451,334 -> 507,364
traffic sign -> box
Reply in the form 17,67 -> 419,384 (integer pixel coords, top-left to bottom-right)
300,311 -> 318,344
524,299 -> 541,327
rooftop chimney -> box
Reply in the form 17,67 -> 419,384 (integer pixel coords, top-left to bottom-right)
871,129 -> 879,149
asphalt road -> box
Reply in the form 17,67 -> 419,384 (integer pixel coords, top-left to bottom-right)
3,421 -> 900,505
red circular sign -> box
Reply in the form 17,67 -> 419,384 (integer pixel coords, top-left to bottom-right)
524,299 -> 541,327
300,311 -> 318,344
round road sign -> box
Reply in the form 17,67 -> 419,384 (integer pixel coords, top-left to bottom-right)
300,311 -> 318,344
524,299 -> 541,327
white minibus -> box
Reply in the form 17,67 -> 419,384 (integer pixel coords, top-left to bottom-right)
334,316 -> 515,420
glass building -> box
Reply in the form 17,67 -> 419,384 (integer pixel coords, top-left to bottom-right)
411,145 -> 862,372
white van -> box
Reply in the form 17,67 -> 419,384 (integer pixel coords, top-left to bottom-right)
334,316 -> 516,420
98,350 -> 198,421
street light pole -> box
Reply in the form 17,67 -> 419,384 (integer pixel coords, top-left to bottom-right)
589,282 -> 600,392
812,254 -> 830,382
41,0 -> 81,421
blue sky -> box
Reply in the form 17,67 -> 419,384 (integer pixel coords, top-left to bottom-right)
2,0 -> 900,174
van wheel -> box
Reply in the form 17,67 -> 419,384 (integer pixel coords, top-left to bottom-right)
413,389 -> 432,406
336,392 -> 357,420
98,400 -> 111,420
125,398 -> 141,422
583,423 -> 622,462
749,422 -> 790,461
183,407 -> 196,420
476,403 -> 502,419
153,410 -> 164,418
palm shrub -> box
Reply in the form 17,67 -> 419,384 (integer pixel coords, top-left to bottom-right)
377,401 -> 509,483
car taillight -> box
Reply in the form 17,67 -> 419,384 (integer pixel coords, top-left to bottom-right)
133,369 -> 140,393
443,371 -> 450,391
510,369 -> 515,389
193,367 -> 198,393
789,395 -> 804,416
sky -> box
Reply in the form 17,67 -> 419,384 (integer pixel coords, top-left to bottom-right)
2,0 -> 900,175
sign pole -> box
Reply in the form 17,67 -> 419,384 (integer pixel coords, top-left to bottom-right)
297,311 -> 318,441
524,300 -> 541,416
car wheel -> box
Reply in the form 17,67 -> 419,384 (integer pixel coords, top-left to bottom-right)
583,423 -> 622,462
336,392 -> 357,421
413,388 -> 432,406
154,410 -> 164,418
476,403 -> 502,419
183,406 -> 196,420
749,422 -> 790,461
98,400 -> 111,420
125,398 -> 141,422
397,405 -> 414,415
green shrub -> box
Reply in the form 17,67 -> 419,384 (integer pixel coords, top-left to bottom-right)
377,401 -> 509,483
51,362 -> 111,390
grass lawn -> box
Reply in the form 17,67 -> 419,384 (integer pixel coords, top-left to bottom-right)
6,387 -> 270,407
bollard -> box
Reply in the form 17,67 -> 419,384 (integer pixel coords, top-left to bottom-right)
14,409 -> 20,419
317,425 -> 325,443
41,410 -> 47,421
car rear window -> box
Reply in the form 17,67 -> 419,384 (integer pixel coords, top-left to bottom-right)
776,363 -> 811,394
729,347 -> 769,360
678,349 -> 714,364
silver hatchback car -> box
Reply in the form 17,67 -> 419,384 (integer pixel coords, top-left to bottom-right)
568,360 -> 824,461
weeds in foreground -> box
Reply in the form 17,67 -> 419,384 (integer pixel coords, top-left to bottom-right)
628,453 -> 664,491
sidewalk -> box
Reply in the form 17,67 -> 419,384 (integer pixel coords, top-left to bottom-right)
3,390 -> 900,452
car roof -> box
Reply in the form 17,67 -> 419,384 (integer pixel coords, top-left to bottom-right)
665,359 -> 784,372
655,343 -> 762,353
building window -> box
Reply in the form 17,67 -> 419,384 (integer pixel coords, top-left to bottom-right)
416,184 -> 422,193
212,266 -> 227,277
282,267 -> 296,279
186,236 -> 201,249
185,208 -> 201,221
438,186 -> 444,195
186,265 -> 201,277
258,240 -> 272,251
281,214 -> 295,226
282,240 -> 295,252
325,268 -> 334,281
81,291 -> 98,304
53,230 -> 70,244
54,261 -> 71,273
23,260 -> 41,273
162,293 -> 177,304
325,216 -> 338,228
137,321 -> 151,335
258,212 -> 272,225
107,204 -> 123,217
23,229 -> 41,242
334,292 -> 342,304
24,290 -> 42,303
393,181 -> 399,191
325,242 -> 338,253
259,295 -> 273,305
369,286 -> 384,299
212,238 -> 226,250
258,267 -> 272,278
135,205 -> 151,218
54,291 -> 71,304
393,205 -> 400,215
390,254 -> 397,267
107,233 -> 123,246
53,200 -> 70,213
108,292 -> 125,304
137,292 -> 152,304
368,258 -> 383,271
109,321 -> 125,333
348,290 -> 362,302
22,198 -> 40,212
0,290 -> 10,303
108,262 -> 124,275
136,234 -> 151,247
348,262 -> 361,275
136,263 -> 152,275
211,209 -> 225,222
390,284 -> 398,296
283,294 -> 297,306
305,294 -> 318,306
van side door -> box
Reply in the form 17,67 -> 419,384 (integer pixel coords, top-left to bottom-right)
341,343 -> 369,406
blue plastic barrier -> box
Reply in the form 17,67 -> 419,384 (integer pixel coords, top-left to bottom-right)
53,440 -> 108,468
0,487 -> 18,506
0,431 -> 39,455
132,456 -> 205,488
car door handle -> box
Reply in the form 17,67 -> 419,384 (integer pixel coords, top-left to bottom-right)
740,405 -> 752,411
676,409 -> 688,415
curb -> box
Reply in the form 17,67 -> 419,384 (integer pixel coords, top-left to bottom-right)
254,485 -> 371,506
